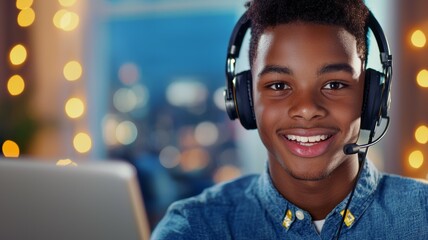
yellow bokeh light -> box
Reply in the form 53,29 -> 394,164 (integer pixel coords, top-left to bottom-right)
73,133 -> 92,153
411,30 -> 426,48
7,75 -> 25,96
2,140 -> 20,158
53,9 -> 79,31
63,61 -> 82,81
409,150 -> 424,169
415,125 -> 428,144
16,0 -> 33,10
417,69 -> 428,88
65,98 -> 85,119
59,0 -> 77,7
56,159 -> 78,167
9,44 -> 27,65
17,8 -> 35,27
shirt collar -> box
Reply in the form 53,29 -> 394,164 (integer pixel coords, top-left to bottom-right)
255,160 -> 382,230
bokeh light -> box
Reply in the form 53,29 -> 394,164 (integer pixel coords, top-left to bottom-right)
159,146 -> 181,169
408,150 -> 424,169
116,121 -> 138,145
416,69 -> 428,88
411,30 -> 426,48
214,87 -> 226,111
56,159 -> 78,166
73,132 -> 92,153
179,148 -> 210,172
63,60 -> 83,81
7,75 -> 25,96
194,121 -> 219,146
9,44 -> 27,65
2,140 -> 20,158
113,88 -> 138,113
415,125 -> 428,144
16,0 -> 33,10
102,114 -> 120,146
65,98 -> 85,119
118,62 -> 139,85
17,8 -> 35,27
213,165 -> 241,183
58,0 -> 77,7
166,80 -> 208,108
53,9 -> 79,31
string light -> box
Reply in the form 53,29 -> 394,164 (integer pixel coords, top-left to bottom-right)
9,44 -> 27,65
58,0 -> 77,7
63,60 -> 82,81
16,0 -> 33,10
73,132 -> 92,153
17,7 -> 35,27
408,150 -> 424,169
411,30 -> 426,48
53,9 -> 79,31
2,140 -> 20,158
65,97 -> 85,119
416,69 -> 428,88
7,75 -> 25,96
415,125 -> 428,144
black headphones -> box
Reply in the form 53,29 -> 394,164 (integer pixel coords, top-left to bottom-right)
224,11 -> 393,134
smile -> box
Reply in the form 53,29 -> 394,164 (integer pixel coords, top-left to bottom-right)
285,134 -> 331,146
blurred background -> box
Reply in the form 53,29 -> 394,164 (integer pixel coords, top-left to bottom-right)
1,0 -> 427,230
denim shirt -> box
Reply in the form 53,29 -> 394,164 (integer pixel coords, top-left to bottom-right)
151,161 -> 428,239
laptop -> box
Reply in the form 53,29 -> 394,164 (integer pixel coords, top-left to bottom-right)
0,158 -> 151,240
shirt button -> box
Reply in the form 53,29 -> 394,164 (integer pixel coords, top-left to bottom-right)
296,210 -> 305,220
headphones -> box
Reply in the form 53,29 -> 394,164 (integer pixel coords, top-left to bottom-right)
224,10 -> 393,134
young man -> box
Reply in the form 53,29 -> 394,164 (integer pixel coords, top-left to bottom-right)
152,0 -> 428,239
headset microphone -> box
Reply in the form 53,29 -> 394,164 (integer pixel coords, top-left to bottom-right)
343,117 -> 390,155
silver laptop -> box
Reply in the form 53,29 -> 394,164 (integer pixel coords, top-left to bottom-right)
0,158 -> 151,240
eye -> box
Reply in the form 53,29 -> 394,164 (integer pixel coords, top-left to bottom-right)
268,82 -> 290,91
323,81 -> 347,90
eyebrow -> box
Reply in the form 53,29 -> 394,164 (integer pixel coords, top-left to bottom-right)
317,63 -> 355,76
257,63 -> 355,78
258,65 -> 292,77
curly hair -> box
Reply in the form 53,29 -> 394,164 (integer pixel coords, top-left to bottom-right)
246,0 -> 369,67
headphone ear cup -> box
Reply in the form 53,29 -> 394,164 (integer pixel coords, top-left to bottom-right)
361,68 -> 384,131
234,70 -> 257,129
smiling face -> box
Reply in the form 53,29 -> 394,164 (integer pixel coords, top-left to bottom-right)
253,22 -> 365,181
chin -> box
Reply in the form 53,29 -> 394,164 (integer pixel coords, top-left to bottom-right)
286,168 -> 332,181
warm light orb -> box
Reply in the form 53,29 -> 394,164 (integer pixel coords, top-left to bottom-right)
7,75 -> 25,96
73,133 -> 92,153
2,140 -> 20,158
415,125 -> 428,144
417,69 -> 428,88
17,8 -> 35,27
53,9 -> 79,31
56,159 -> 78,167
9,44 -> 27,65
63,60 -> 82,81
409,150 -> 424,169
58,0 -> 77,7
411,30 -> 426,48
65,98 -> 85,119
16,0 -> 33,10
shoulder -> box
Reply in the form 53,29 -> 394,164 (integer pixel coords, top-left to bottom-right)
151,174 -> 260,240
377,172 -> 428,201
380,173 -> 428,191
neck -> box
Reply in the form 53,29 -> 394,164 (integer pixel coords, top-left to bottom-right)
269,155 -> 360,220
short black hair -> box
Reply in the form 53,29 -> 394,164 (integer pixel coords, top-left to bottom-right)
247,0 -> 369,67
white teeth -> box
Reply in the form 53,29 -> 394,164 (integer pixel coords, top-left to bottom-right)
286,135 -> 329,143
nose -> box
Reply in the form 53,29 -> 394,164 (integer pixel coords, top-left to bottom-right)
288,90 -> 327,121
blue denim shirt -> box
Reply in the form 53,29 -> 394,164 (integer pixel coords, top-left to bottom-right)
152,161 -> 428,239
